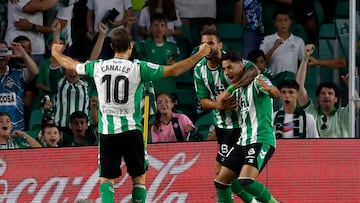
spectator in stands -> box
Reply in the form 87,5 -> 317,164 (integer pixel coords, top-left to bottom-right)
61,111 -> 97,146
151,93 -> 195,143
247,49 -> 273,82
43,0 -> 75,54
130,0 -> 146,41
39,122 -> 61,147
5,0 -> 66,65
0,40 -> 38,131
138,0 -> 182,44
53,67 -> 90,134
36,32 -> 67,98
273,79 -> 319,138
296,44 -> 360,138
0,1 -> 7,40
86,0 -> 136,59
173,0 -> 216,25
7,36 -> 38,130
0,112 -> 41,149
273,0 -> 337,44
135,13 -> 180,100
260,5 -> 305,87
234,0 -> 264,58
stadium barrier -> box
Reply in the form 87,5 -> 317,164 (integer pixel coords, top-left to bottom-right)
0,140 -> 359,202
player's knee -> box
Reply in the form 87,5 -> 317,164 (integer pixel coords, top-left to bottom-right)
238,177 -> 254,186
214,180 -> 231,189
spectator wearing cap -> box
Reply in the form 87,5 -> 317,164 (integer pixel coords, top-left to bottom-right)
36,32 -> 67,99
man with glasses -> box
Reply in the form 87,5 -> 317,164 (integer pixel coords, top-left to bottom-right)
296,44 -> 360,138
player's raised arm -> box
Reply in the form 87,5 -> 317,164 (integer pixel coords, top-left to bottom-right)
51,43 -> 81,71
162,43 -> 210,78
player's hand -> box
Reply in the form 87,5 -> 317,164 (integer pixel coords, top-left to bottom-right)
51,43 -> 65,56
221,94 -> 237,110
198,43 -> 211,57
98,22 -> 108,37
305,44 -> 315,57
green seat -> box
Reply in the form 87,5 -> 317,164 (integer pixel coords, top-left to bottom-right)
195,112 -> 214,141
29,110 -> 43,131
175,88 -> 197,121
218,23 -> 243,52
175,24 -> 192,59
318,23 -> 336,39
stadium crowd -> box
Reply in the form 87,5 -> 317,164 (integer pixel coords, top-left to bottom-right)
0,0 -> 359,150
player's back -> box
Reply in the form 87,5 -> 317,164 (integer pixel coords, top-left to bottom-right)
91,58 -> 144,134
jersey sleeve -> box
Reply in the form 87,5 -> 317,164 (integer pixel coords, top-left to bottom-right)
138,60 -> 164,81
82,60 -> 102,77
254,74 -> 273,95
193,64 -> 210,99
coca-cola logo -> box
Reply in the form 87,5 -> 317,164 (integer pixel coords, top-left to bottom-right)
0,144 -> 217,203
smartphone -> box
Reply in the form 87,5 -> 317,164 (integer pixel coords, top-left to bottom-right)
101,8 -> 120,24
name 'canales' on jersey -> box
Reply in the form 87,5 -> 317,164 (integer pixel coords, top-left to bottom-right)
77,58 -> 164,134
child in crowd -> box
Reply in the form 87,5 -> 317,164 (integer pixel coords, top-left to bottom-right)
260,5 -> 304,86
151,93 -> 195,143
247,49 -> 274,83
39,122 -> 62,147
0,112 -> 41,149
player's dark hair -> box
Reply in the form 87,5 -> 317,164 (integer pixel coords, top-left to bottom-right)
221,50 -> 243,63
70,111 -> 88,123
110,28 -> 132,53
277,79 -> 300,91
200,29 -> 221,42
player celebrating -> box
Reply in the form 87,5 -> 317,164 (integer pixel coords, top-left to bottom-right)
51,28 -> 210,203
214,50 -> 279,203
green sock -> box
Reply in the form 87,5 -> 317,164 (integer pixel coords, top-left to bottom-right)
231,179 -> 255,203
243,181 -> 278,203
216,186 -> 234,203
132,184 -> 146,203
99,181 -> 114,203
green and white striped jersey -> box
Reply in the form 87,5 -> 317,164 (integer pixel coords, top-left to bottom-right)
193,57 -> 255,129
234,75 -> 276,147
78,58 -> 164,134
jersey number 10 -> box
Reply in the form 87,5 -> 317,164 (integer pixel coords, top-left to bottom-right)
101,74 -> 129,104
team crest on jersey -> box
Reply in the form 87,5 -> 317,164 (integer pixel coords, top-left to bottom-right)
5,79 -> 14,88
147,62 -> 160,70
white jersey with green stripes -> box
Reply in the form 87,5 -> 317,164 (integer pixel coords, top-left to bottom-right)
78,58 -> 164,134
193,57 -> 255,129
233,75 -> 276,147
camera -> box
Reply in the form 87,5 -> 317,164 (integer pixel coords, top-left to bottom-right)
0,47 -> 13,57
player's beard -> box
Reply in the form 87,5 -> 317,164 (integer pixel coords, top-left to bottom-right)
206,49 -> 219,60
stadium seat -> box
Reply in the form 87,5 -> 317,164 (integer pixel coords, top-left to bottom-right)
175,88 -> 197,121
194,112 -> 214,141
175,24 -> 192,59
29,110 -> 43,131
218,23 -> 243,52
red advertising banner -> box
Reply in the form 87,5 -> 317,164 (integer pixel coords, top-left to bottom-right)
0,140 -> 359,202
